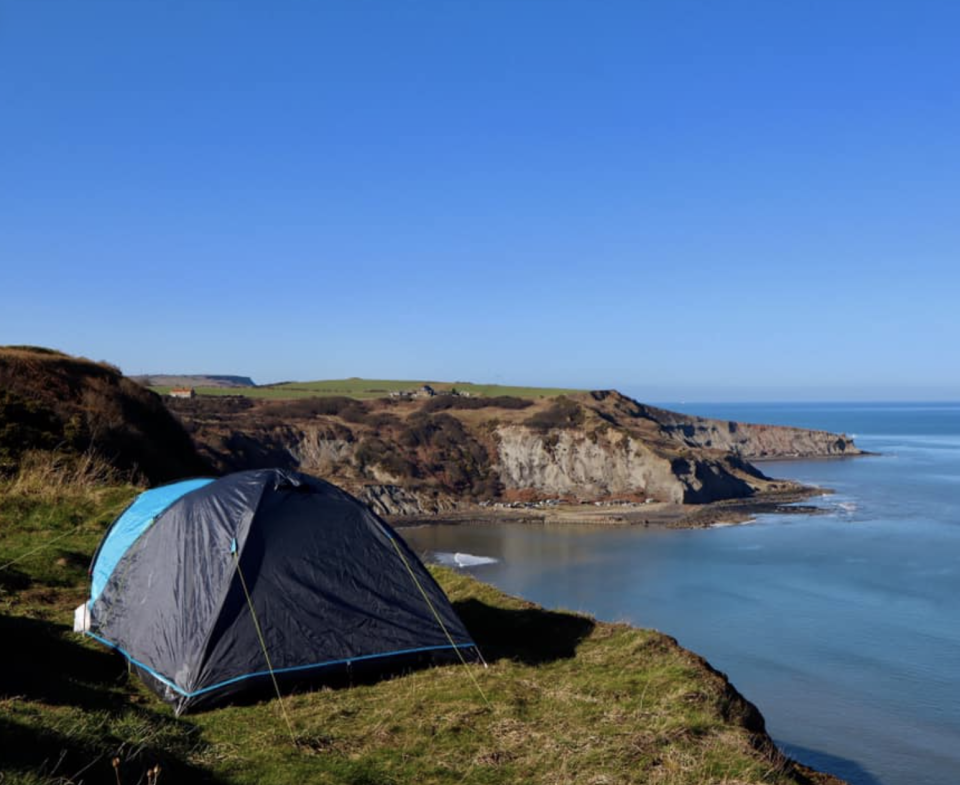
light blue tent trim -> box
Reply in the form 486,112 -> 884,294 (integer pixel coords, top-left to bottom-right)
86,631 -> 186,695
85,631 -> 476,698
90,478 -> 214,603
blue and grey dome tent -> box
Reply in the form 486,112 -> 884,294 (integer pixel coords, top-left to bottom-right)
82,468 -> 478,714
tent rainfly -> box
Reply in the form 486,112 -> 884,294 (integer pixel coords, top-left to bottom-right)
79,468 -> 478,714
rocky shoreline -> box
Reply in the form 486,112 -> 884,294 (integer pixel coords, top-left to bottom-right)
389,483 -> 831,530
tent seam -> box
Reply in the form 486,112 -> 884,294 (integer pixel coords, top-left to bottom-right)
87,475 -> 215,575
89,478 -> 215,603
188,478 -> 273,697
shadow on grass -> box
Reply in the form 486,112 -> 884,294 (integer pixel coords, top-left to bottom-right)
0,715 -> 103,782
0,596 -> 595,775
454,597 -> 596,664
0,565 -> 31,592
56,548 -> 92,570
0,613 -> 219,783
183,599 -> 595,713
0,713 -> 217,784
0,613 -> 127,708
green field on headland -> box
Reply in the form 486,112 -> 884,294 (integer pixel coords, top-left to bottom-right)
149,378 -> 582,400
0,464 -> 840,785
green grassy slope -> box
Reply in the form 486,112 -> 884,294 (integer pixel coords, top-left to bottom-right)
150,378 -> 582,400
0,474 -> 839,785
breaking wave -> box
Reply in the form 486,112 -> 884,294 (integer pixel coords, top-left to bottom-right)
434,551 -> 499,568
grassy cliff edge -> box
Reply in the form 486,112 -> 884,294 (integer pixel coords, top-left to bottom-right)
0,476 -> 844,785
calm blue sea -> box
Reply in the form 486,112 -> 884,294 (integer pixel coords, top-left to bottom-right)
401,403 -> 960,785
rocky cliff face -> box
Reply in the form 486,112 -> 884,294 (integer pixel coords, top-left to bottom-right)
620,399 -> 861,459
494,424 -> 758,504
356,484 -> 459,517
167,390 -> 861,514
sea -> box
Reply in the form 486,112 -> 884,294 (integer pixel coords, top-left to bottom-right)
400,403 -> 960,785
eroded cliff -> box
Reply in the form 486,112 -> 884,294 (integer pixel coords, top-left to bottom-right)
167,390 -> 860,514
597,395 -> 861,459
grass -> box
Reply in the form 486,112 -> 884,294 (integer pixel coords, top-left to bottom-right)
1,472 -> 826,785
149,385 -> 324,399
149,379 -> 583,401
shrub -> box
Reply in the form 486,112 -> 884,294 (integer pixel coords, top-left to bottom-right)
262,396 -> 360,419
364,412 -> 401,431
395,413 -> 499,498
339,403 -> 371,424
0,390 -> 66,472
0,348 -> 209,483
523,397 -> 585,430
420,396 -> 533,413
354,437 -> 420,480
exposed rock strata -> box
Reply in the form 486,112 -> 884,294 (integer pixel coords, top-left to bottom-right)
494,424 -> 757,504
168,390 -> 862,514
357,484 -> 458,517
587,391 -> 861,459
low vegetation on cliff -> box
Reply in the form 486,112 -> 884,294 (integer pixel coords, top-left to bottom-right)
168,390 -> 824,513
0,469 -> 841,785
0,349 -> 849,782
1,348 -> 859,519
0,346 -> 209,484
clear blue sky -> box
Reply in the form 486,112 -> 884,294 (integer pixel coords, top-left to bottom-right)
2,1 -> 957,401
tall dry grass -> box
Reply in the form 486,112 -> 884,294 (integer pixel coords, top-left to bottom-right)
6,448 -> 142,501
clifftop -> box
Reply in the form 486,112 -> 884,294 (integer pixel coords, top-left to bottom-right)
0,475 -> 846,784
